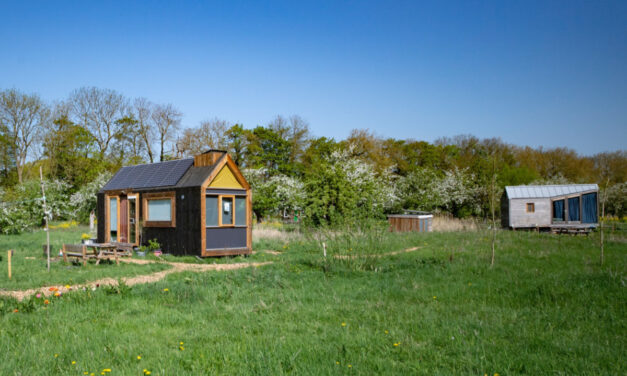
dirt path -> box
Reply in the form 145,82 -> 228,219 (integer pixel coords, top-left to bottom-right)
0,259 -> 272,301
252,249 -> 282,255
334,246 -> 422,259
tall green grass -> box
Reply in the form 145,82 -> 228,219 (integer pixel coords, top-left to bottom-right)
0,226 -> 170,290
0,227 -> 625,374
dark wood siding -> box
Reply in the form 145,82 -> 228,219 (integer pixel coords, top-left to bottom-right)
97,192 -> 105,243
141,187 -> 201,256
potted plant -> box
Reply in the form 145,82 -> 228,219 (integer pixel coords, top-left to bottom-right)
81,233 -> 92,245
136,239 -> 161,257
136,245 -> 148,257
148,239 -> 162,257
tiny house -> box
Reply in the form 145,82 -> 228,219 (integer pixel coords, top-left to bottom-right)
501,184 -> 598,230
97,150 -> 252,256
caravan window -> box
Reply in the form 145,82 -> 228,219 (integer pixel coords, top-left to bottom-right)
553,199 -> 565,221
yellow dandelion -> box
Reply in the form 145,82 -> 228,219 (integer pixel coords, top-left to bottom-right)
84,372 -> 89,375
179,346 -> 185,351
145,372 -> 151,375
179,341 -> 184,345
494,374 -> 500,376
384,330 -> 389,334
433,296 -> 437,299
103,369 -> 111,373
163,288 -> 169,292
71,361 -> 76,365
341,322 -> 346,327
393,343 -> 399,347
348,364 -> 352,368
65,284 -> 71,289
336,361 -> 340,365
137,355 -> 142,360
54,354 -> 58,358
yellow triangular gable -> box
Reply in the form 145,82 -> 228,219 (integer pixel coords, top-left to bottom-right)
209,165 -> 243,189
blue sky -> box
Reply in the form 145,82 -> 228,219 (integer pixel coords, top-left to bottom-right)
1,0 -> 625,155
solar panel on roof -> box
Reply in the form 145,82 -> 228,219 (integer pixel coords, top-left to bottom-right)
101,159 -> 194,191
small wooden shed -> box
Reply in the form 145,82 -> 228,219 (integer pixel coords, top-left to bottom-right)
97,150 -> 252,256
501,184 -> 598,230
388,211 -> 433,232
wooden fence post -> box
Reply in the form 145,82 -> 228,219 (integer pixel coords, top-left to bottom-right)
8,250 -> 12,280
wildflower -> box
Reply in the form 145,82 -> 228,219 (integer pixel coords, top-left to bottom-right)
13,309 -> 18,313
348,364 -> 352,368
179,341 -> 184,345
49,287 -> 57,292
163,288 -> 169,292
71,361 -> 76,365
36,293 -> 42,298
54,292 -> 61,297
494,374 -> 499,376
393,343 -> 399,347
137,355 -> 142,360
341,322 -> 346,327
103,369 -> 111,373
433,296 -> 436,299
44,299 -> 50,305
84,372 -> 89,375
65,285 -> 71,289
54,354 -> 58,358
179,346 -> 185,351
384,330 -> 389,334
336,361 -> 340,365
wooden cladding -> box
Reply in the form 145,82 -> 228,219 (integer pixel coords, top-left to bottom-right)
194,151 -> 225,167
388,215 -> 433,233
143,191 -> 176,227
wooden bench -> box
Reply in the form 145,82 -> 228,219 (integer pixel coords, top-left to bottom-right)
62,244 -> 97,265
111,242 -> 134,257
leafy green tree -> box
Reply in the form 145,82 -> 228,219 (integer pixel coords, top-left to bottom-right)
43,115 -> 102,189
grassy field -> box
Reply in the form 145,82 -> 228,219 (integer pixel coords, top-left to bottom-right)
0,224 -> 625,375
0,225 -> 170,290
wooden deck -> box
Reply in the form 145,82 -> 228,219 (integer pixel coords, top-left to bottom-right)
511,224 -> 596,235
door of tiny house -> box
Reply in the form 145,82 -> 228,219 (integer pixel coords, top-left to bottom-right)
119,195 -> 128,243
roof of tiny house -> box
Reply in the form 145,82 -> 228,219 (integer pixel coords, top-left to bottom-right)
99,151 -> 247,192
505,184 -> 598,199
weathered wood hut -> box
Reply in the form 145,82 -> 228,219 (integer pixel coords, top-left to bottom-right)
388,211 -> 433,232
97,150 -> 252,256
501,184 -> 598,231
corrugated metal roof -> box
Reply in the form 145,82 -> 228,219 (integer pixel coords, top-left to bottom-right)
505,184 -> 598,199
101,158 -> 195,191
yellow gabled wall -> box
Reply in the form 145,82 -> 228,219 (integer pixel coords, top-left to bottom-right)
209,165 -> 244,189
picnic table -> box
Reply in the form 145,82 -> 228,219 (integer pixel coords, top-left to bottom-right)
62,242 -> 134,265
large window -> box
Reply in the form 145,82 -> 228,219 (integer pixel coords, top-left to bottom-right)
235,197 -> 247,226
143,192 -> 176,227
109,196 -> 118,242
148,199 -> 171,221
553,199 -> 565,222
206,194 -> 247,227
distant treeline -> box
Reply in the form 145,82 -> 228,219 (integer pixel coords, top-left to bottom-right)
0,87 -> 625,233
